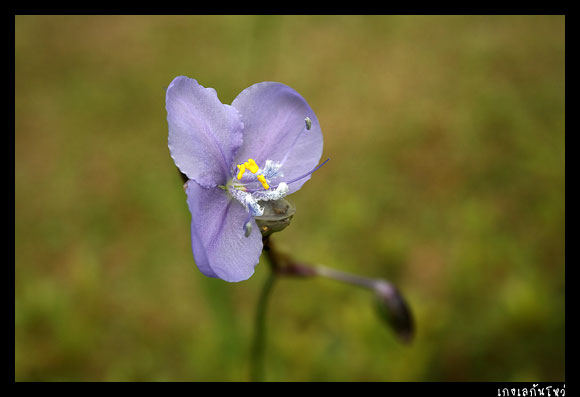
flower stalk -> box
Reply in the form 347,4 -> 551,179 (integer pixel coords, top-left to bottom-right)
249,227 -> 414,381
249,248 -> 277,382
262,241 -> 414,344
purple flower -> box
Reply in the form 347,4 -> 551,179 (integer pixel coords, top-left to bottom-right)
166,77 -> 326,282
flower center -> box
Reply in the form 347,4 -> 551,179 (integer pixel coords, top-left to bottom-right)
236,158 -> 270,190
226,117 -> 329,238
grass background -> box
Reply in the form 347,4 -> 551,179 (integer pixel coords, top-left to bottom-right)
15,15 -> 565,381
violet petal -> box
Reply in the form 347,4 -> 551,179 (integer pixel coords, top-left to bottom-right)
185,181 -> 263,282
231,82 -> 323,194
167,76 -> 243,187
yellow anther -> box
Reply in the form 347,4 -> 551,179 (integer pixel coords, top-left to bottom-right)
237,158 -> 268,189
246,158 -> 259,174
257,174 -> 269,190
236,164 -> 246,180
237,158 -> 260,180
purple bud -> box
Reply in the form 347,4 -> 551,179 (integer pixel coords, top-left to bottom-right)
373,281 -> 415,343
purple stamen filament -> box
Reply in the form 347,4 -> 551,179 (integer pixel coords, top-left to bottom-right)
280,117 -> 312,166
280,126 -> 306,166
281,158 -> 330,186
246,157 -> 330,193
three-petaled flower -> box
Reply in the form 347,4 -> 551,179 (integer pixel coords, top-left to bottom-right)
166,77 -> 326,282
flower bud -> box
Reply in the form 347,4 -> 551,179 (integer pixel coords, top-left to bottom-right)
373,280 -> 414,343
255,197 -> 296,238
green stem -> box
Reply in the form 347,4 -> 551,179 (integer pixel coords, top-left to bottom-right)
250,238 -> 277,382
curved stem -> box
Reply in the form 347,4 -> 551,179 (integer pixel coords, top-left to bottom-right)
248,236 -> 414,380
314,265 -> 378,290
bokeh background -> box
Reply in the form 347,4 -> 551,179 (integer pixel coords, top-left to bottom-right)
15,15 -> 565,381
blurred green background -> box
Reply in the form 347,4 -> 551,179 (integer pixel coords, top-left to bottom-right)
15,15 -> 565,381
